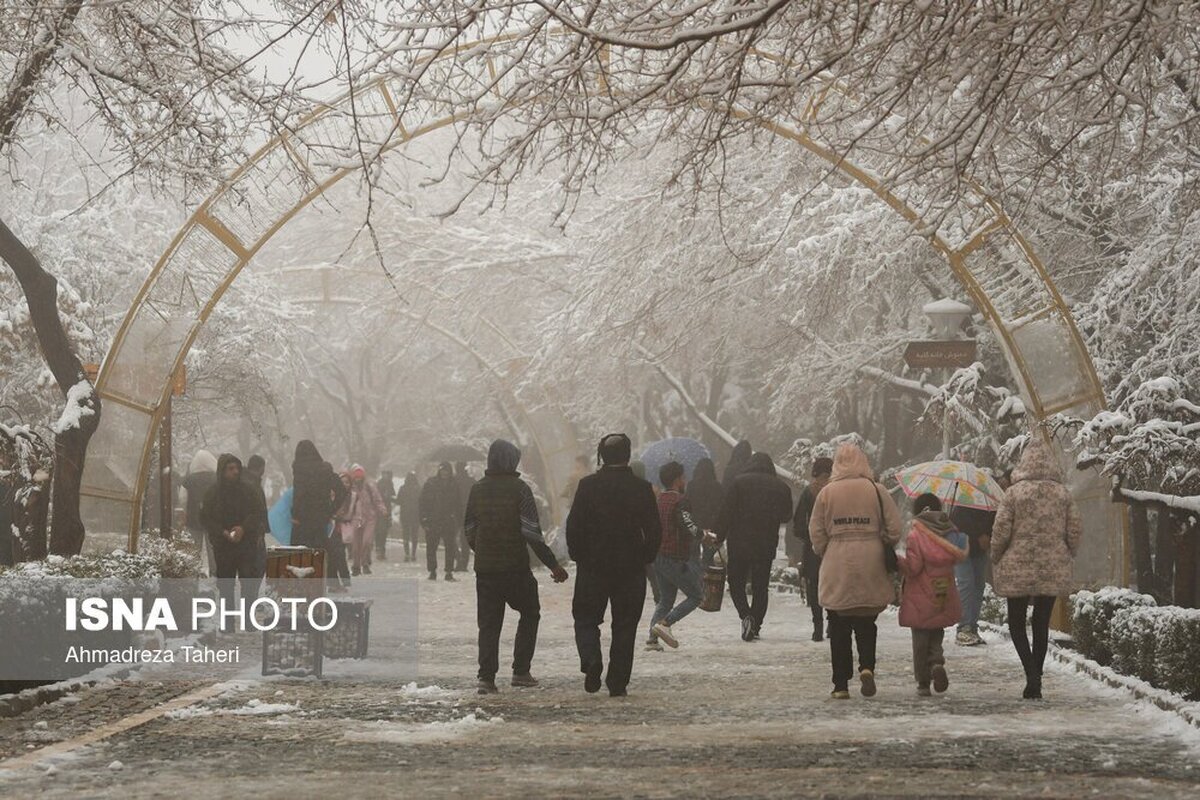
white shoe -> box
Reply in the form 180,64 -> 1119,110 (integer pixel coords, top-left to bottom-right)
651,622 -> 679,649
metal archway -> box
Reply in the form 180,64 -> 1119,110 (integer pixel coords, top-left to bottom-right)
81,37 -> 1122,584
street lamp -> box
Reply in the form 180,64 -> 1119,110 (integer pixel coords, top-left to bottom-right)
923,298 -> 974,459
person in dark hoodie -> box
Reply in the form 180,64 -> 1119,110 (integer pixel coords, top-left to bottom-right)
420,462 -> 463,581
465,440 -> 569,695
244,454 -> 270,576
375,470 -> 396,562
792,457 -> 833,642
721,440 -> 753,493
686,457 -> 724,567
200,454 -> 267,604
290,440 -> 347,551
398,470 -> 421,562
711,451 -> 793,641
567,433 -> 662,697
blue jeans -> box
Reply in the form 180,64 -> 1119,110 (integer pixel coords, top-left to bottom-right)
955,551 -> 989,632
649,555 -> 704,637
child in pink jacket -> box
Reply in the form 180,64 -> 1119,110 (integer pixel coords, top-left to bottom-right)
898,494 -> 969,696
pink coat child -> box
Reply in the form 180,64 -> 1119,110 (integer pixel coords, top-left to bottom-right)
897,506 -> 969,694
341,464 -> 387,574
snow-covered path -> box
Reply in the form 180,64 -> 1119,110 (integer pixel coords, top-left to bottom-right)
2,552 -> 1199,798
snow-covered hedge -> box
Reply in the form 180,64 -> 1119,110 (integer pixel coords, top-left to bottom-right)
980,585 -> 1008,625
1070,587 -> 1156,667
1072,589 -> 1200,700
0,536 -> 201,583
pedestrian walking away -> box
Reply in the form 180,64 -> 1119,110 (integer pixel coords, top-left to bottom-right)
375,470 -> 396,561
810,443 -> 903,699
951,503 -> 996,647
686,457 -> 723,568
566,433 -> 661,697
290,440 -> 348,553
898,493 -> 968,696
343,465 -> 386,577
421,461 -> 464,580
398,470 -> 421,562
243,454 -> 270,578
711,451 -> 792,642
646,461 -> 706,651
199,453 -> 267,609
464,439 -> 569,695
455,461 -> 476,573
792,457 -> 833,642
990,438 -> 1082,700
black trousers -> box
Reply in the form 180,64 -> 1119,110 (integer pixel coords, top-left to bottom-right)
375,515 -> 391,558
803,547 -> 824,631
476,570 -> 541,681
573,567 -> 646,692
727,553 -> 772,628
401,517 -> 419,558
1007,596 -> 1056,678
212,541 -> 263,605
827,610 -> 879,691
426,526 -> 458,574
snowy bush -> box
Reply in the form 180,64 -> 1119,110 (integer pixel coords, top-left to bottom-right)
1151,608 -> 1200,700
979,585 -> 1008,625
1070,587 -> 1156,666
1109,605 -> 1164,685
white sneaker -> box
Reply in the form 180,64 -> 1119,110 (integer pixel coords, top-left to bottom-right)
651,622 -> 679,649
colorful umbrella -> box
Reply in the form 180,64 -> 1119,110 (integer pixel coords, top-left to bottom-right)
639,438 -> 712,486
893,460 -> 1006,511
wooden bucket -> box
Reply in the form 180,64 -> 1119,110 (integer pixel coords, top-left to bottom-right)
700,550 -> 727,613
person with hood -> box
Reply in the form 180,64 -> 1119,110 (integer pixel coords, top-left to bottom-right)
290,440 -> 347,551
810,444 -> 903,700
566,433 -> 661,697
899,493 -> 969,696
375,470 -> 396,562
630,458 -> 661,606
991,437 -> 1082,700
328,471 -> 354,591
398,471 -> 422,562
181,449 -> 218,570
721,440 -> 753,493
244,454 -> 270,576
420,462 -> 463,581
343,464 -> 387,577
464,439 -> 569,694
455,461 -> 476,572
686,457 -> 724,567
792,457 -> 833,642
711,452 -> 793,641
200,454 -> 267,604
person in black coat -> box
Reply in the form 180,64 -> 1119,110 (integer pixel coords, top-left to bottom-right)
398,471 -> 422,562
721,440 -> 753,492
375,470 -> 396,561
791,457 -> 833,641
712,451 -> 793,641
687,457 -> 724,566
454,461 -> 476,572
200,454 -> 267,605
290,440 -> 347,551
566,433 -> 662,697
244,454 -> 270,576
420,462 -> 463,580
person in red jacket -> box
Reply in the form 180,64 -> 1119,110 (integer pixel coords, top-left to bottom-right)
898,493 -> 969,696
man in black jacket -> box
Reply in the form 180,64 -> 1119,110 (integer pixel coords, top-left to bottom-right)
290,440 -> 347,551
420,462 -> 463,581
201,454 -> 267,605
711,451 -> 793,641
375,470 -> 396,561
465,440 -> 568,695
791,457 -> 833,642
566,433 -> 661,697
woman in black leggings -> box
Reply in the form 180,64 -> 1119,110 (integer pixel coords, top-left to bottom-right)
990,438 -> 1082,699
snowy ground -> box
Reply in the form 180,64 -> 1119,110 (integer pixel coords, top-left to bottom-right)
1,547 -> 1199,798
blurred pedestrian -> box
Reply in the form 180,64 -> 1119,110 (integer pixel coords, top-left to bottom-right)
180,449 -> 217,571
398,470 -> 421,562
686,457 -> 723,568
646,461 -> 705,651
455,461 -> 476,572
344,464 -> 386,576
792,457 -> 833,642
420,462 -> 463,581
200,454 -> 266,606
375,470 -> 396,562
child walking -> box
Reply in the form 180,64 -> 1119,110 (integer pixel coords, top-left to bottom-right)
898,493 -> 969,696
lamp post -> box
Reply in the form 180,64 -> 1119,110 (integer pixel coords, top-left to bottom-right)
922,299 -> 973,459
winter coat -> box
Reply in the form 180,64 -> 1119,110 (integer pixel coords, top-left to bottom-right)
810,445 -> 903,614
181,449 -> 217,532
566,465 -> 662,575
991,438 -> 1082,598
398,473 -> 421,529
344,478 -> 387,526
898,511 -> 969,629
377,475 -> 396,511
420,464 -> 463,533
243,469 -> 270,536
721,440 -> 753,493
685,457 -> 723,531
199,454 -> 266,553
291,441 -> 346,528
464,440 -> 558,574
715,452 -> 793,561
792,484 -> 821,578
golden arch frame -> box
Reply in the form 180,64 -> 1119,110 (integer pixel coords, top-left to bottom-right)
80,36 -> 1122,583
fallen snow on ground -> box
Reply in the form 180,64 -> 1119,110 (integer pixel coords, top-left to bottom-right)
166,699 -> 300,720
342,712 -> 502,745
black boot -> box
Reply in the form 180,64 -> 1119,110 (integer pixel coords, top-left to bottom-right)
1022,671 -> 1042,700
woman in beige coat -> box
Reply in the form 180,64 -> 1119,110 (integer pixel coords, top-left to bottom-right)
810,444 -> 903,699
991,437 -> 1082,700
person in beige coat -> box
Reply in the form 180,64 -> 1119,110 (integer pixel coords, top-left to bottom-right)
991,436 -> 1082,700
810,444 -> 903,699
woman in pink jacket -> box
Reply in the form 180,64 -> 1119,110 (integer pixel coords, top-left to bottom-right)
343,464 -> 387,577
899,494 -> 969,696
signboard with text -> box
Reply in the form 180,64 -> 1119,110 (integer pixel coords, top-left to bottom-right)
904,339 -> 977,369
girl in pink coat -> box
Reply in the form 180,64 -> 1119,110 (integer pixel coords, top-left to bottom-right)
342,464 -> 387,577
898,494 -> 969,696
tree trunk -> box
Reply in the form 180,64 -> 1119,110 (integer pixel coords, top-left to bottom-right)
1175,519 -> 1197,609
1129,504 -> 1154,594
0,218 -> 101,556
1154,509 -> 1176,599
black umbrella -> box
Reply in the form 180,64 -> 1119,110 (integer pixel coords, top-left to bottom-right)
424,444 -> 486,463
